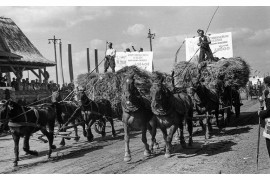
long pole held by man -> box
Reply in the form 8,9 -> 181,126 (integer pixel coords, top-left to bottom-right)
257,96 -> 263,171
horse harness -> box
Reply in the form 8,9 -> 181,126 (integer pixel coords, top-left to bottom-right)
7,104 -> 42,129
80,98 -> 108,119
122,86 -> 146,113
151,83 -> 174,116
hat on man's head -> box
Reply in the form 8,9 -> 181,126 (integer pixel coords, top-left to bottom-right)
197,29 -> 204,34
108,42 -> 112,45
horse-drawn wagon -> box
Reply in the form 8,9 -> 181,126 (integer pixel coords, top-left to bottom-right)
172,57 -> 250,136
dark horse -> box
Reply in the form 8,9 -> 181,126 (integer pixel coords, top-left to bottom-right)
192,80 -> 220,139
67,90 -> 116,142
121,74 -> 158,162
232,88 -> 242,118
57,101 -> 87,146
150,76 -> 193,158
0,100 -> 57,167
220,86 -> 232,125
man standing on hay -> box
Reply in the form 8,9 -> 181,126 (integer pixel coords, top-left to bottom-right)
197,29 -> 214,63
104,42 -> 116,73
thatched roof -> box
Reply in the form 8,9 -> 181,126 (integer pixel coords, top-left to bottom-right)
0,17 -> 55,67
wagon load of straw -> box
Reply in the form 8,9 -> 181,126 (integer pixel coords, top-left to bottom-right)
173,57 -> 250,88
76,66 -> 152,118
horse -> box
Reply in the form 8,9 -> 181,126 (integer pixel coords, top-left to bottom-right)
220,86 -> 232,125
232,88 -> 242,118
191,80 -> 220,139
57,101 -> 87,146
0,101 -> 9,134
0,100 -> 57,167
150,76 -> 193,158
121,74 -> 158,162
67,90 -> 116,142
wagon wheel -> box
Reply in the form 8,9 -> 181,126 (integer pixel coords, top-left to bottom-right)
94,120 -> 105,134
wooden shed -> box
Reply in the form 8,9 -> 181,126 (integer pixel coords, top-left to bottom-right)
0,17 -> 55,83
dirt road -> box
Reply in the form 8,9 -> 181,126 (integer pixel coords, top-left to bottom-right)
1,99 -> 270,174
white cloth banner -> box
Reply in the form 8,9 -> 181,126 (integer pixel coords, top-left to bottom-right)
115,52 -> 153,72
185,32 -> 233,62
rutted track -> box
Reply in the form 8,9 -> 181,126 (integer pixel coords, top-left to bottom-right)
1,99 -> 270,174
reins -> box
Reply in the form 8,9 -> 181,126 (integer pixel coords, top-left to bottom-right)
2,101 -> 41,128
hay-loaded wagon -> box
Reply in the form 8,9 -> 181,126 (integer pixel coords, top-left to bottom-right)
249,87 -> 258,99
75,66 -> 173,135
172,57 -> 250,126
75,57 -> 250,130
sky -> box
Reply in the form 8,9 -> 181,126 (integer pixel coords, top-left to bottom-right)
0,2 -> 270,84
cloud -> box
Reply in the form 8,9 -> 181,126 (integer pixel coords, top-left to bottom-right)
221,27 -> 270,47
155,35 -> 187,50
124,24 -> 145,36
115,42 -> 133,51
248,29 -> 270,46
89,39 -> 105,49
0,7 -> 112,33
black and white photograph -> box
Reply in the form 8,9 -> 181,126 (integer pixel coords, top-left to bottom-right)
0,0 -> 270,174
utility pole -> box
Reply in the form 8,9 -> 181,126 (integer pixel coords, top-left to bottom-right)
48,35 -> 61,84
147,28 -> 155,71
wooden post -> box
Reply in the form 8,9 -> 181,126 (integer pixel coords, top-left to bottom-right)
59,42 -> 65,85
95,49 -> 99,73
38,69 -> 42,83
87,48 -> 90,73
6,72 -> 11,86
68,44 -> 74,82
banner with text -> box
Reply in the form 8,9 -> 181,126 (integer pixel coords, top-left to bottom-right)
185,32 -> 233,62
115,52 -> 153,72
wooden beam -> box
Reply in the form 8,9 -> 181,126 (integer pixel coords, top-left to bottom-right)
10,66 -> 16,74
6,72 -> 11,85
39,68 -> 44,76
68,44 -> 74,82
30,69 -> 39,78
1,63 -> 47,69
87,48 -> 90,72
38,69 -> 42,83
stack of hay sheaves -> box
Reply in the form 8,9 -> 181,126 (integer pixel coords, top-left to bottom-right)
76,66 -> 164,118
172,57 -> 251,89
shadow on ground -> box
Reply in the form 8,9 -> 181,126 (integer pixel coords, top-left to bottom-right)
175,140 -> 237,158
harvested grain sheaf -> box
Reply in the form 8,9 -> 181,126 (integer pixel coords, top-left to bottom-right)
172,61 -> 199,88
76,66 -> 152,117
173,57 -> 250,89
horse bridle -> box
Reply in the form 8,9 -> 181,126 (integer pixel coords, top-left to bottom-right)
1,100 -> 37,123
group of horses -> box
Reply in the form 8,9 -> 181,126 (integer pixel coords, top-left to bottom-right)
0,70 -> 241,167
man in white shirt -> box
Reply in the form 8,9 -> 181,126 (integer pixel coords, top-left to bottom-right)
104,42 -> 116,73
197,29 -> 214,63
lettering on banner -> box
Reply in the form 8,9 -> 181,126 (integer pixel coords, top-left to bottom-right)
115,52 -> 153,72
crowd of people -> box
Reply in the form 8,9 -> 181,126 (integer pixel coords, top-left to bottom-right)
0,74 -> 74,94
